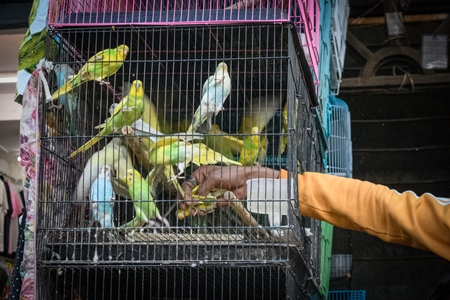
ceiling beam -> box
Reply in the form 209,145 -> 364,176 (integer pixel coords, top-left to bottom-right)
349,13 -> 448,26
341,73 -> 450,91
346,31 -> 373,61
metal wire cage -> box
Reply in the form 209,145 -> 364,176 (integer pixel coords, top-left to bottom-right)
38,264 -> 319,299
48,0 -> 321,87
37,23 -> 325,298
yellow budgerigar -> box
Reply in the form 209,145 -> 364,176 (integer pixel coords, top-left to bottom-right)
238,94 -> 282,134
238,127 -> 261,166
279,98 -> 299,155
51,44 -> 129,100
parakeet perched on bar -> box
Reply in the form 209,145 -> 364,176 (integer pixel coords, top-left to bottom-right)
121,81 -> 161,133
187,62 -> 231,133
121,169 -> 170,228
68,79 -> 144,158
121,81 -> 163,154
90,165 -> 115,228
51,44 -> 129,100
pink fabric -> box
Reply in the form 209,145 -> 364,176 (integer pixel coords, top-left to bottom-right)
8,182 -> 22,218
19,68 -> 41,300
7,181 -> 21,254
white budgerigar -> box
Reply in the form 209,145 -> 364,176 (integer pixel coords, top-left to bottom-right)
73,137 -> 133,203
187,62 -> 231,133
90,165 -> 115,228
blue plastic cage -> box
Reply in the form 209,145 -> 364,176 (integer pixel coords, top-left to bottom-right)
326,95 -> 352,178
329,290 -> 366,300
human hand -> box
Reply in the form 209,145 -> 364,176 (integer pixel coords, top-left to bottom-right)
178,166 -> 281,214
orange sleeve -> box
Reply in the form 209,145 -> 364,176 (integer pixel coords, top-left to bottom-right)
279,170 -> 450,261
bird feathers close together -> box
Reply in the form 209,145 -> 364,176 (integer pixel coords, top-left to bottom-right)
50,51 -> 294,229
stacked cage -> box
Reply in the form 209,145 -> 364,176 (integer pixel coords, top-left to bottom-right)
38,1 -> 325,299
326,96 -> 352,178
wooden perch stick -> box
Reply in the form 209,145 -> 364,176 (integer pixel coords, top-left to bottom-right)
224,191 -> 271,240
121,125 -> 153,172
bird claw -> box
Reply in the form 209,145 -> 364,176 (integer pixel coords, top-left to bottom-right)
191,208 -> 200,217
169,171 -> 185,182
214,106 -> 224,116
99,80 -> 111,86
47,101 -> 62,111
146,220 -> 161,228
168,176 -> 183,183
146,217 -> 170,229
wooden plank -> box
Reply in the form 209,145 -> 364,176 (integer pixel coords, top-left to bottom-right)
341,73 -> 450,89
349,13 -> 448,26
346,30 -> 373,61
127,232 -> 246,243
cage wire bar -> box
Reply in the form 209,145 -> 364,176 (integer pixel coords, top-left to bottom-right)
37,2 -> 325,300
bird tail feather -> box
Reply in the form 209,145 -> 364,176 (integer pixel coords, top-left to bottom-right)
68,135 -> 102,158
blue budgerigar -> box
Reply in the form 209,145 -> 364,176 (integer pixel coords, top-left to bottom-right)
90,165 -> 115,228
54,63 -> 78,135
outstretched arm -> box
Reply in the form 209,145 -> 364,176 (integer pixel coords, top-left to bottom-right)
180,166 -> 450,261
280,170 -> 450,261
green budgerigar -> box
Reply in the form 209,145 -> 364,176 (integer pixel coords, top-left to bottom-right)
51,44 -> 129,101
121,169 -> 170,228
148,141 -> 242,178
68,79 -> 144,158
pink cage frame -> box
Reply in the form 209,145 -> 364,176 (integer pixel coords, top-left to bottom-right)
48,0 -> 320,83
